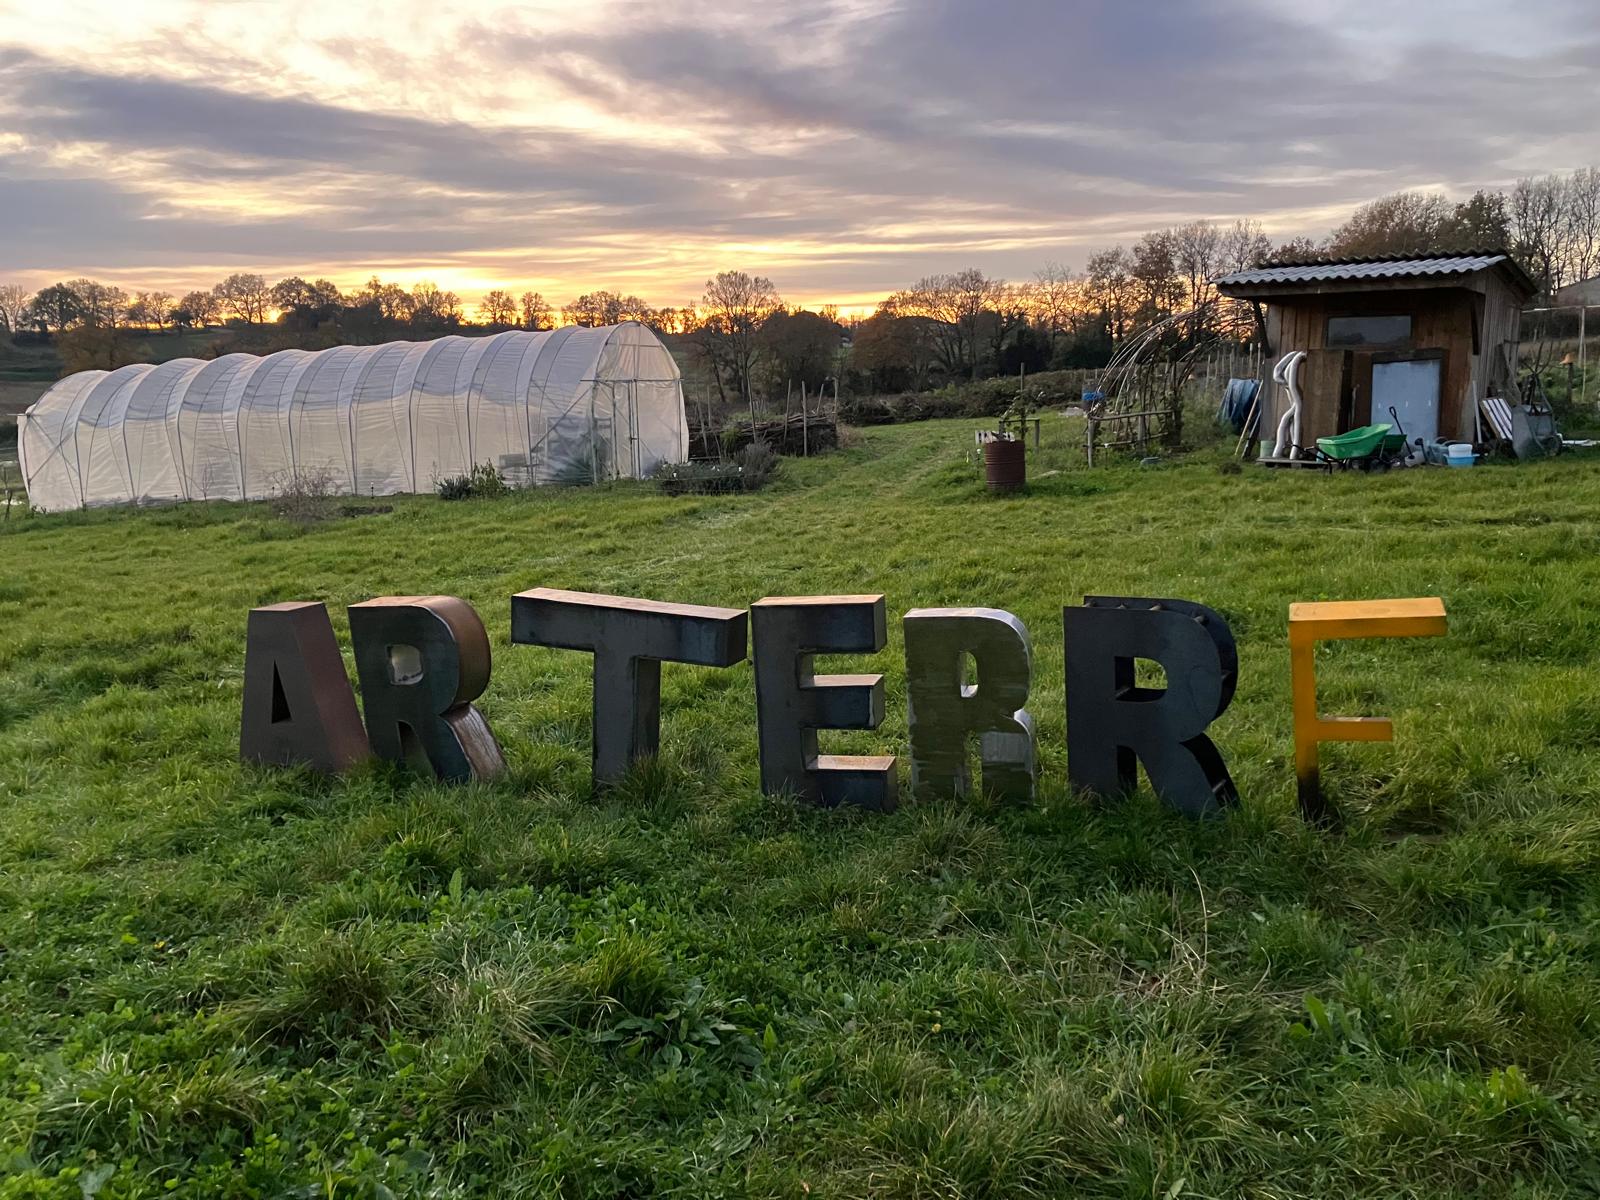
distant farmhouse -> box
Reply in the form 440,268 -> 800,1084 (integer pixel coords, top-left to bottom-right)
1554,276 -> 1600,307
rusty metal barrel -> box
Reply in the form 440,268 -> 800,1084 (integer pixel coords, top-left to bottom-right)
983,437 -> 1026,492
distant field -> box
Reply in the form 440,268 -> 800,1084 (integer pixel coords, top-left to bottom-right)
3,420 -> 1600,1197
0,379 -> 49,413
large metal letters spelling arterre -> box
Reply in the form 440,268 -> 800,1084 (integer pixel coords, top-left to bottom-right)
241,586 -> 1446,820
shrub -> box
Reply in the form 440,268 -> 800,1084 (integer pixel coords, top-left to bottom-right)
468,461 -> 511,498
269,467 -> 341,524
436,462 -> 511,501
737,440 -> 778,491
436,474 -> 474,501
654,446 -> 779,496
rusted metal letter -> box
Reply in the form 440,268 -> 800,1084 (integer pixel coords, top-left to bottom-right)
240,601 -> 369,773
347,596 -> 506,783
751,595 -> 897,810
1063,595 -> 1238,819
509,588 -> 748,786
904,607 -> 1035,801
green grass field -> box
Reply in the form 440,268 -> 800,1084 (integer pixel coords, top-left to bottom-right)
4,420 -> 1600,1198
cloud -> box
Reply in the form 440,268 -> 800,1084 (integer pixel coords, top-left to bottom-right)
0,1 -> 1597,303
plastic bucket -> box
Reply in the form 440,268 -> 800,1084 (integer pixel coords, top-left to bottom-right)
983,437 -> 1026,492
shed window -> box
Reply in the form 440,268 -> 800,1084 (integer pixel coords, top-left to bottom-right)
1327,315 -> 1411,348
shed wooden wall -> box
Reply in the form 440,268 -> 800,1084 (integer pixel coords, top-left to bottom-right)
1255,277 -> 1522,446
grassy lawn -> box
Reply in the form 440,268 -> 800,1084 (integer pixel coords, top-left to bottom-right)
3,419 -> 1600,1197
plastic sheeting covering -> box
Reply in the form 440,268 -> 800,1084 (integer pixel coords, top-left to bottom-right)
18,322 -> 688,510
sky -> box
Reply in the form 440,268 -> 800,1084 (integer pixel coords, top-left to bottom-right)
1,0 -> 1596,315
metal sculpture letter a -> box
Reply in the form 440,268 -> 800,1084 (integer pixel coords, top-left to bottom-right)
240,601 -> 369,773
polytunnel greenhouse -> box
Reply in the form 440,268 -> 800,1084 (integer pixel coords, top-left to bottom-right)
17,322 -> 689,510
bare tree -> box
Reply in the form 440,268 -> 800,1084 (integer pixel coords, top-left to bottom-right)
477,288 -> 518,327
1218,219 -> 1272,273
563,291 -> 653,327
1030,262 -> 1080,335
126,291 -> 174,329
1171,221 -> 1223,339
696,270 -> 783,407
408,282 -> 462,328
650,305 -> 693,334
176,289 -> 221,328
1085,247 -> 1135,346
519,290 -> 554,330
981,282 -> 1031,371
1130,232 -> 1182,327
1564,167 -> 1600,288
884,269 -> 1001,379
1510,175 -> 1568,299
66,279 -> 127,328
0,284 -> 29,335
214,272 -> 271,324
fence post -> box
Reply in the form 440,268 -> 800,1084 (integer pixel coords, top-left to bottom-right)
802,382 -> 810,457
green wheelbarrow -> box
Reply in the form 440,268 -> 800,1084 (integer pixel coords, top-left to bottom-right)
1314,423 -> 1410,472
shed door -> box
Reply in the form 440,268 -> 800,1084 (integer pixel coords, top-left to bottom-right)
1371,358 -> 1440,444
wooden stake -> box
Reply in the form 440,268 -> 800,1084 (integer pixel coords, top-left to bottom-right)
801,382 -> 810,457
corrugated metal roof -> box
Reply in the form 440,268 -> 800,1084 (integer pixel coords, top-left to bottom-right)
1214,254 -> 1508,288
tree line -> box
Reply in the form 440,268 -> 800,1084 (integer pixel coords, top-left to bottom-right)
848,166 -> 1599,390
0,266 -> 825,407
0,273 -> 702,340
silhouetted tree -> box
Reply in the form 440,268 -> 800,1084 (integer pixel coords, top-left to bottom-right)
214,273 -> 271,324
696,270 -> 782,405
478,288 -> 518,326
519,291 -> 554,330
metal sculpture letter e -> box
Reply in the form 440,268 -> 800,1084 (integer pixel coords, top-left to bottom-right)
752,595 -> 897,810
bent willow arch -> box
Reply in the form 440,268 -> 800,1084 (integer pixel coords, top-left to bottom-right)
18,322 -> 688,510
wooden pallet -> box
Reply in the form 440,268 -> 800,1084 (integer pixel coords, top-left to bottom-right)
1258,455 -> 1326,470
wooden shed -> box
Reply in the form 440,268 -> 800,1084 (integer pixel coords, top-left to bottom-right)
1214,253 -> 1537,450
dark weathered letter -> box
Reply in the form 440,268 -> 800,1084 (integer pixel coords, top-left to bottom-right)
1063,595 -> 1237,818
510,588 -> 748,786
751,595 -> 897,810
240,601 -> 369,773
904,607 -> 1035,801
347,595 -> 506,782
